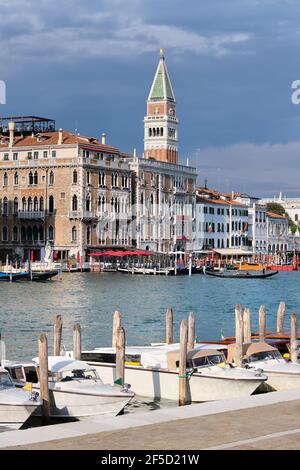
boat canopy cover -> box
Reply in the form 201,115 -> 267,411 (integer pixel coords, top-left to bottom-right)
166,349 -> 224,370
245,342 -> 277,356
32,356 -> 94,373
226,342 -> 276,363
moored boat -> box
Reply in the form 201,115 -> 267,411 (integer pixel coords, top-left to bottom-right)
3,357 -> 134,419
0,272 -> 30,282
205,270 -> 278,279
227,342 -> 300,391
65,343 -> 267,402
0,367 -> 41,429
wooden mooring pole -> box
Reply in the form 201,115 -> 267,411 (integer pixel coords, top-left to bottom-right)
290,313 -> 298,363
187,311 -> 195,350
39,334 -> 50,422
112,311 -> 121,348
53,314 -> 62,356
73,323 -> 81,360
277,301 -> 285,334
243,308 -> 251,344
115,326 -> 125,386
259,305 -> 266,342
179,319 -> 188,406
234,304 -> 243,368
166,307 -> 173,344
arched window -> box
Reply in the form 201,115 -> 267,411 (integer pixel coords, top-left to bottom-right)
14,172 -> 18,185
2,226 -> 8,241
73,170 -> 78,184
72,226 -> 77,242
34,171 -> 38,185
72,194 -> 78,211
29,171 -> 33,185
86,226 -> 91,244
39,197 -> 44,211
34,197 -> 38,211
49,195 -> 54,213
3,197 -> 8,215
86,196 -> 90,212
48,225 -> 54,241
3,173 -> 8,186
49,171 -> 54,185
14,197 -> 18,214
33,226 -> 39,241
13,226 -> 18,241
22,197 -> 26,211
26,226 -> 32,241
39,226 -> 44,241
28,197 -> 33,212
21,226 -> 26,241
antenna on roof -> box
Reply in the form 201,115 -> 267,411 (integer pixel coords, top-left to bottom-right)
204,178 -> 208,189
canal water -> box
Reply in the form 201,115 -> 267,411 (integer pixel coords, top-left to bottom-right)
1,270 -> 299,360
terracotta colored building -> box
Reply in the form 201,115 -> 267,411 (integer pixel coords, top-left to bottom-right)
0,117 -> 132,262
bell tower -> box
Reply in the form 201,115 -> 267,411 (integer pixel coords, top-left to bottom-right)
144,49 -> 179,164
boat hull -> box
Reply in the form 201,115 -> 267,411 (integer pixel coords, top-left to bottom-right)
205,270 -> 278,279
0,403 -> 39,429
258,372 -> 300,392
87,362 -> 263,402
30,386 -> 132,418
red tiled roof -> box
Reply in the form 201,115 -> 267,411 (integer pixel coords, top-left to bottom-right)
196,195 -> 247,208
267,211 -> 288,220
0,130 -> 120,153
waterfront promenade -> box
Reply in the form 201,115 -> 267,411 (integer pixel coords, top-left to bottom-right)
2,389 -> 300,450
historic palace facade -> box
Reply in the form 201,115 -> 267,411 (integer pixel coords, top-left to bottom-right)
0,117 -> 132,262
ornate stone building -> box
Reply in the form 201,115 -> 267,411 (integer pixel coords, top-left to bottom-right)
0,117 -> 132,262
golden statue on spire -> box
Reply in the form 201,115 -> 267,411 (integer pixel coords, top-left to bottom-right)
160,48 -> 165,59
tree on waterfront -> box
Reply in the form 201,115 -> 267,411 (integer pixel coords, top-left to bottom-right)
266,202 -> 298,234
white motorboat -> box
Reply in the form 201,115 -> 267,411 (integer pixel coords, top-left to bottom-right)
3,357 -> 134,419
65,343 -> 267,402
227,342 -> 300,391
0,367 -> 41,429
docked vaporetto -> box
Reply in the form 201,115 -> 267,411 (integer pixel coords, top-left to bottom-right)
66,343 -> 267,402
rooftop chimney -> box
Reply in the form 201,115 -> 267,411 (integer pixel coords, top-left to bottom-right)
101,133 -> 106,145
8,121 -> 15,147
58,128 -> 63,145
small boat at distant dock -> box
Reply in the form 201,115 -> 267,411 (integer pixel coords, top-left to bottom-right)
205,270 -> 278,279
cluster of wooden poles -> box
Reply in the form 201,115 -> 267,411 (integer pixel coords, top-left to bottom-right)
37,308 -> 196,420
234,302 -> 298,367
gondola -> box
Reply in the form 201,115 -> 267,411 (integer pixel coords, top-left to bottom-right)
0,272 -> 30,281
204,270 -> 278,279
29,270 -> 59,281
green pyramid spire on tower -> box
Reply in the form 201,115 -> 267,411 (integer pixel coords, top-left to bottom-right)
148,49 -> 176,102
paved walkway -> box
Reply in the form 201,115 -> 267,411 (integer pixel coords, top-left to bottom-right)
2,390 -> 300,450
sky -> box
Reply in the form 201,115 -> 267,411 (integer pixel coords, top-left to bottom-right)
1,0 -> 300,197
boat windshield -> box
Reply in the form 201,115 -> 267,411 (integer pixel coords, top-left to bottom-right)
248,350 -> 282,362
192,354 -> 226,368
0,371 -> 14,389
59,368 -> 102,382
